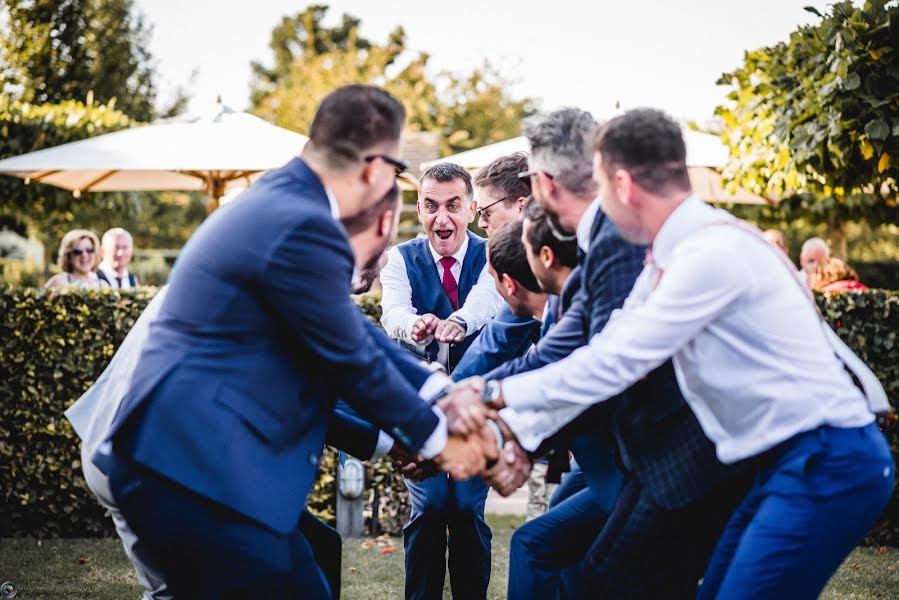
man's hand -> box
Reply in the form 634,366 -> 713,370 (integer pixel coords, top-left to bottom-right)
438,378 -> 491,435
389,444 -> 440,482
434,318 -> 466,343
436,423 -> 500,480
411,313 -> 439,343
484,439 -> 531,496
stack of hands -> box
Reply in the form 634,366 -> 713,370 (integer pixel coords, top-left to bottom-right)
388,376 -> 532,497
411,313 -> 466,344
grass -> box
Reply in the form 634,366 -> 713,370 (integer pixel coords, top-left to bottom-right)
1,514 -> 897,599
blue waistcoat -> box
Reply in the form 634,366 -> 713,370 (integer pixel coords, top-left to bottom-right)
396,230 -> 487,369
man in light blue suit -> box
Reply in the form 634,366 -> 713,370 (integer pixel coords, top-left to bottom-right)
95,86 -> 489,600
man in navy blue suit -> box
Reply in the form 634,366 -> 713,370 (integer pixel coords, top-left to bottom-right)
380,163 -> 504,600
96,85 -> 492,600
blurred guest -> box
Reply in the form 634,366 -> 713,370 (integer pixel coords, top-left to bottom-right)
799,237 -> 830,284
45,229 -> 106,289
98,228 -> 138,288
810,257 -> 869,293
763,229 -> 789,257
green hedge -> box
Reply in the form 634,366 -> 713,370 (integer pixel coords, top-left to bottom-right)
1,287 -> 897,544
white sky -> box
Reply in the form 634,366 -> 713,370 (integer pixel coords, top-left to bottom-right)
139,0 -> 829,124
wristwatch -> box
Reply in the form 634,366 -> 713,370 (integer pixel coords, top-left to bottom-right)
481,380 -> 502,405
446,315 -> 467,333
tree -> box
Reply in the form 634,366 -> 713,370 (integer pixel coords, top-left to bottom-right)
250,5 -> 537,155
0,0 -> 158,121
716,0 -> 899,254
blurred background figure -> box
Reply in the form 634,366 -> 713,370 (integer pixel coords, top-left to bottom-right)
799,237 -> 830,285
763,229 -> 789,257
809,257 -> 869,293
45,229 -> 106,289
98,228 -> 139,289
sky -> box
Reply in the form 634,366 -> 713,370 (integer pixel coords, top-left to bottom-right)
138,0 -> 831,124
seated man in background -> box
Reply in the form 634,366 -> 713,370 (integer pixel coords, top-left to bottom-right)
799,236 -> 830,285
380,162 -> 502,600
97,227 -> 138,288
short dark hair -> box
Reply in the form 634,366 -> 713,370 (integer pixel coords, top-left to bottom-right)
340,184 -> 401,236
419,162 -> 473,198
488,221 -> 541,293
308,85 -> 406,167
593,108 -> 691,195
523,198 -> 578,268
474,152 -> 531,204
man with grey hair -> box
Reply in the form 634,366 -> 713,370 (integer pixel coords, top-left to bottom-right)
799,237 -> 830,284
98,227 -> 138,288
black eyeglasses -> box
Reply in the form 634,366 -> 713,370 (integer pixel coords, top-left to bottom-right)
476,196 -> 515,219
365,154 -> 410,176
68,247 -> 96,257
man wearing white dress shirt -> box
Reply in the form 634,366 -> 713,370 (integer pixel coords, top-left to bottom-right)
380,162 -> 502,600
97,228 -> 138,288
478,108 -> 894,599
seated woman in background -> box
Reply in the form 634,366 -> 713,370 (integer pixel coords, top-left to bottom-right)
809,257 -> 869,293
45,229 -> 108,290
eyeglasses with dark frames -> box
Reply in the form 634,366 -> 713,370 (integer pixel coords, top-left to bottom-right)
476,195 -> 516,219
68,247 -> 96,257
365,154 -> 410,176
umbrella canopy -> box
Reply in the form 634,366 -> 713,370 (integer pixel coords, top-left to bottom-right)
421,129 -> 772,205
0,103 -> 310,211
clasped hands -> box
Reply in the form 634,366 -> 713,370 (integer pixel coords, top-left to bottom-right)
391,377 -> 531,497
411,313 -> 466,344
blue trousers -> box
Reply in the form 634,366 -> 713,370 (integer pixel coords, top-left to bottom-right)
550,461 -> 588,508
403,474 -> 491,600
508,486 -> 607,600
698,423 -> 895,600
104,452 -> 331,600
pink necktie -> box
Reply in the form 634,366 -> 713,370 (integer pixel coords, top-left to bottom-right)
439,256 -> 459,309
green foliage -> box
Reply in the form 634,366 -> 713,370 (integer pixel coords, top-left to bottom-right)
716,0 -> 899,226
0,288 -> 411,537
0,0 -> 158,122
249,5 -> 537,155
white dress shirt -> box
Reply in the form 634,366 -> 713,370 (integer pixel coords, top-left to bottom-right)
380,235 -> 503,346
98,260 -> 136,289
501,195 -> 875,462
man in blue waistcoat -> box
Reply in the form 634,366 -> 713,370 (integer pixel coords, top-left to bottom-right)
380,163 -> 503,599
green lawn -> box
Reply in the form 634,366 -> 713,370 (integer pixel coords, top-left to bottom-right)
1,514 -> 897,599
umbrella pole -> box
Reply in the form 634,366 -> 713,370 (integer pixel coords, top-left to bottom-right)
206,177 -> 226,214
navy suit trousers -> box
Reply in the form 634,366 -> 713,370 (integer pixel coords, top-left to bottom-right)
104,450 -> 331,600
403,475 -> 491,600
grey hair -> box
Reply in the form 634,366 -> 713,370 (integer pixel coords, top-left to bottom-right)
523,107 -> 598,197
800,237 -> 829,258
101,227 -> 133,247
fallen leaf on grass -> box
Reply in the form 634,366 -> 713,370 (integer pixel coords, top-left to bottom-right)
76,555 -> 91,565
360,540 -> 376,550
380,546 -> 397,554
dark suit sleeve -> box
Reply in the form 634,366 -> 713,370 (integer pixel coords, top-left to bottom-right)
451,305 -> 541,381
327,404 -> 380,460
484,287 -> 589,381
584,231 -> 646,336
360,312 -> 432,390
262,214 -> 438,451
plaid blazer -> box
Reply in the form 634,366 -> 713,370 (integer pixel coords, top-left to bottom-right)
583,210 -> 737,510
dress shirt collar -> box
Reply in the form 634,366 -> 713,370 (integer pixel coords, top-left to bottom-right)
576,196 -> 603,252
98,260 -> 130,283
650,193 -> 721,270
324,186 -> 341,220
428,234 -> 469,267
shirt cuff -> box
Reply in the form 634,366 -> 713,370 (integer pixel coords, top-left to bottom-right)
370,430 -> 395,461
419,372 -> 452,404
450,309 -> 475,335
417,407 -> 448,459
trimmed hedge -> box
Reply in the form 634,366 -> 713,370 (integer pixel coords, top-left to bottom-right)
1,287 -> 897,543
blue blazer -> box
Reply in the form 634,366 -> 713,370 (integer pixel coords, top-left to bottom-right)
105,158 -> 440,534
451,304 -> 540,381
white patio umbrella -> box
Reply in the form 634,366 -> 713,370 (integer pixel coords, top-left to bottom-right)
421,129 -> 772,205
0,102 -> 310,212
